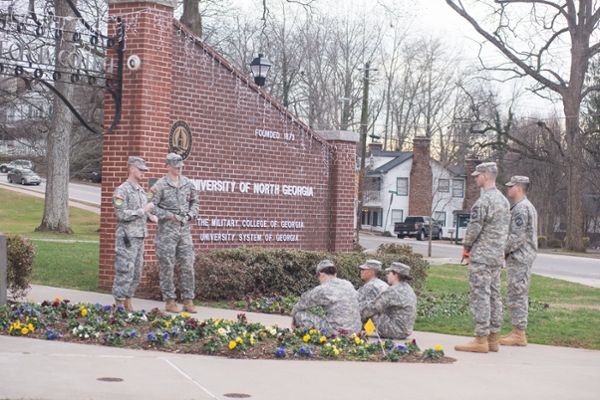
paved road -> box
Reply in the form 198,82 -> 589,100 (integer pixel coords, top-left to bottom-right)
359,233 -> 600,288
0,171 -> 101,205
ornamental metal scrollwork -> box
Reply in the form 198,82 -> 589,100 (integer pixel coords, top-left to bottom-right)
0,0 -> 124,134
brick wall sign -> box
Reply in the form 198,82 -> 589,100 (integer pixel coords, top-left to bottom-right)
99,0 -> 358,290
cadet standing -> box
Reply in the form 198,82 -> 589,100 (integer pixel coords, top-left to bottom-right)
499,176 -> 538,346
112,156 -> 157,311
357,259 -> 388,316
291,260 -> 362,335
360,262 -> 416,340
149,153 -> 199,313
455,162 -> 510,353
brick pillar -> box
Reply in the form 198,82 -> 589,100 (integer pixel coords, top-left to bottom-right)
318,131 -> 360,252
99,0 -> 176,291
408,137 -> 432,216
463,158 -> 481,211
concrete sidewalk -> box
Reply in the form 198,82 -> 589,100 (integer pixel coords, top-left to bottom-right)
1,285 -> 599,399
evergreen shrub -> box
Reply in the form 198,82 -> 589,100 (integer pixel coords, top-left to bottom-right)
144,245 -> 429,301
5,234 -> 36,299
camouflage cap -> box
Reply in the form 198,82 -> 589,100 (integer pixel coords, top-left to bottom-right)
505,175 -> 530,187
128,156 -> 148,171
165,153 -> 184,168
471,162 -> 498,176
359,259 -> 382,271
316,259 -> 335,274
385,262 -> 411,277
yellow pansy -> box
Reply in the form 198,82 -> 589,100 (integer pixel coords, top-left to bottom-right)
333,348 -> 340,355
354,337 -> 361,344
28,323 -> 34,331
319,336 -> 327,343
303,334 -> 310,342
243,331 -> 247,337
249,338 -> 255,345
435,344 -> 443,352
228,341 -> 237,350
81,309 -> 87,317
180,312 -> 190,318
21,328 -> 29,335
309,329 -> 316,335
236,337 -> 243,343
165,321 -> 172,327
217,328 -> 226,336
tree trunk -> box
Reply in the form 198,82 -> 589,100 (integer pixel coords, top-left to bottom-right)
564,96 -> 585,251
36,0 -> 75,235
180,0 -> 202,38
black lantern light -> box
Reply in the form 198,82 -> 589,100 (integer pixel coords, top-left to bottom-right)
249,53 -> 272,87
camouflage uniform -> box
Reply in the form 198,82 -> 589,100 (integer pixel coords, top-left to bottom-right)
360,262 -> 416,339
112,173 -> 150,301
291,277 -> 362,335
505,194 -> 538,330
149,160 -> 199,301
357,278 -> 388,311
464,179 -> 510,337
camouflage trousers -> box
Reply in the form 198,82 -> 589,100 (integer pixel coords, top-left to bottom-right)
505,259 -> 532,330
293,311 -> 332,334
373,314 -> 411,340
154,222 -> 195,301
112,236 -> 144,301
468,262 -> 503,336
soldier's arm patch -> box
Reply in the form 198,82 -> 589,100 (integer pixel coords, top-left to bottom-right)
147,186 -> 157,200
471,208 -> 479,221
515,216 -> 523,226
114,193 -> 124,207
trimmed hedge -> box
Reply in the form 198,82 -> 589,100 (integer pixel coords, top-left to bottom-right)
143,246 -> 429,301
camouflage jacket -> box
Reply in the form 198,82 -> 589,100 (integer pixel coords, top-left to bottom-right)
505,197 -> 538,265
357,278 -> 388,311
291,277 -> 362,333
113,180 -> 150,238
360,281 -> 416,335
148,175 -> 199,225
464,186 -> 510,265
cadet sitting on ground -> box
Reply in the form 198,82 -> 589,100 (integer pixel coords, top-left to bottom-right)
291,260 -> 362,335
357,259 -> 388,317
361,262 -> 417,340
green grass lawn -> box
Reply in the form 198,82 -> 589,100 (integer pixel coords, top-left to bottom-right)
417,263 -> 600,349
0,188 -> 100,240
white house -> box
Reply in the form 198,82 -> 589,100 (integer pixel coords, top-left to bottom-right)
361,138 -> 468,239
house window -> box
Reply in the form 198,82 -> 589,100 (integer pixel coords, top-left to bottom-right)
361,210 -> 370,225
391,209 -> 404,224
438,179 -> 449,192
452,179 -> 464,198
397,177 -> 408,196
434,211 -> 446,227
372,211 -> 380,227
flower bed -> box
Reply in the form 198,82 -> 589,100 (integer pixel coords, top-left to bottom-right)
0,298 -> 455,364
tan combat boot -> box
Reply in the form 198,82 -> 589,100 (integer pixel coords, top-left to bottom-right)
124,298 -> 134,312
183,299 -> 197,313
498,327 -> 527,346
487,332 -> 499,352
454,336 -> 489,353
165,299 -> 180,313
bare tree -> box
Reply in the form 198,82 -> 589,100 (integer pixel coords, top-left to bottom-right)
445,0 -> 600,251
37,0 -> 77,234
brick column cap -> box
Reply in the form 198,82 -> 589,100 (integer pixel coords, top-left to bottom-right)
317,130 -> 360,143
106,0 -> 177,7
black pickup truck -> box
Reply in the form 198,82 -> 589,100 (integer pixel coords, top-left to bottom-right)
394,216 -> 443,241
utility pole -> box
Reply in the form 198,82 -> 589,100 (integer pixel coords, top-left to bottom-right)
355,62 -> 377,244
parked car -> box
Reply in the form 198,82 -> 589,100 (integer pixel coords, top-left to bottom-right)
394,216 -> 443,240
0,159 -> 35,173
7,168 -> 41,185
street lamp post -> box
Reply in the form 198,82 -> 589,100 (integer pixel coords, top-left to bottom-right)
249,53 -> 272,87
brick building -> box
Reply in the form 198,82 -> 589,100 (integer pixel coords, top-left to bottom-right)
99,0 -> 358,290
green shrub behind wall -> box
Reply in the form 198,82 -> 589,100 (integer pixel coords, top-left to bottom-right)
143,246 -> 429,301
